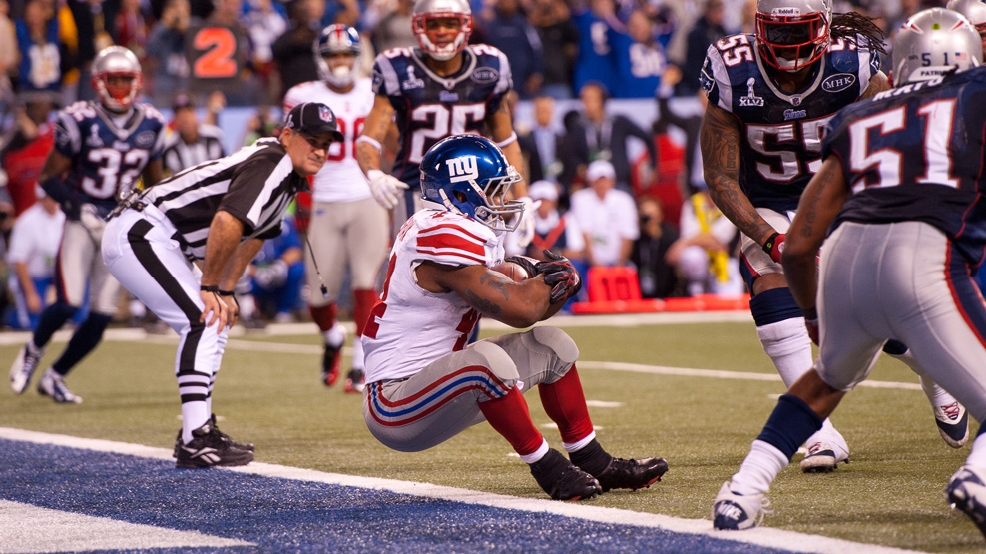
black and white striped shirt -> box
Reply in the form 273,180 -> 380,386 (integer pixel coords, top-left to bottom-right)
141,138 -> 308,261
161,124 -> 226,176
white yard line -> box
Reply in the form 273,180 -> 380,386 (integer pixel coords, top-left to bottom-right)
0,428 -> 925,554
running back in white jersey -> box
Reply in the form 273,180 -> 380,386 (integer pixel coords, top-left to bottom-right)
283,78 -> 374,204
362,209 -> 505,382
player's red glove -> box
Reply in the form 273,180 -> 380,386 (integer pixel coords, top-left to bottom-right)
762,232 -> 785,264
536,250 -> 582,304
803,307 -> 819,345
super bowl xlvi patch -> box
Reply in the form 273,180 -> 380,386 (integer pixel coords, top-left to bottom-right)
822,73 -> 856,93
471,68 -> 499,84
85,124 -> 104,147
738,77 -> 763,107
401,66 -> 424,90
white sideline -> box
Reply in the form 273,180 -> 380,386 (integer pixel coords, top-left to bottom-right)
0,428 -> 925,554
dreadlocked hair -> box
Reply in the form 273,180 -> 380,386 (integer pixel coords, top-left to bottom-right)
831,12 -> 887,56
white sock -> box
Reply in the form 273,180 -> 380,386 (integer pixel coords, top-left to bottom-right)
352,335 -> 365,370
917,375 -> 958,407
965,434 -> 986,467
323,322 -> 346,349
729,439 -> 789,496
181,401 -> 210,445
520,438 -> 550,464
756,318 -> 814,388
562,431 -> 596,453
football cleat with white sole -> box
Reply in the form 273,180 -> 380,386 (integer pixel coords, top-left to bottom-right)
175,421 -> 254,469
934,401 -> 969,448
344,369 -> 365,394
800,441 -> 850,473
946,465 -> 986,540
172,414 -> 254,458
713,481 -> 771,530
10,341 -> 45,394
36,369 -> 82,404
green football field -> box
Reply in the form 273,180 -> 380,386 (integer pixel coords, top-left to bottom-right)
1,313 -> 982,553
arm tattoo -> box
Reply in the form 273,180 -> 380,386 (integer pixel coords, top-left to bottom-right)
701,105 -> 774,244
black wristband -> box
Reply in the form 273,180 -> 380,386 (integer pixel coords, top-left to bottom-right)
762,232 -> 780,255
218,289 -> 236,296
802,307 -> 818,321
201,285 -> 220,292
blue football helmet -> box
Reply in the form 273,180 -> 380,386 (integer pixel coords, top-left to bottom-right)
314,24 -> 361,87
420,135 -> 524,230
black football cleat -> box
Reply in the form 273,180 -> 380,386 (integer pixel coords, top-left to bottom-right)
530,448 -> 602,501
593,456 -> 668,492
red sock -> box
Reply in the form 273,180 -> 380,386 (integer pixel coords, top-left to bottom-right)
352,288 -> 379,337
309,303 -> 337,333
538,365 -> 595,444
478,386 -> 544,456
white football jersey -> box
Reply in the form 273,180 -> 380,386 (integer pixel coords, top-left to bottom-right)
282,78 -> 374,203
362,209 -> 505,382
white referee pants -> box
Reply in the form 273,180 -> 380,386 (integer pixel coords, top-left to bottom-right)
816,221 -> 986,424
102,207 -> 228,436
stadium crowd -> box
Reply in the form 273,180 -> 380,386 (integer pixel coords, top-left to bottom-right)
0,0 -> 964,332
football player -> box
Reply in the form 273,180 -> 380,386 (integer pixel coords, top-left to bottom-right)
355,0 -> 535,247
713,8 -> 986,533
9,46 -> 167,403
947,0 -> 986,51
700,0 -> 968,471
361,134 -> 667,500
283,25 -> 389,393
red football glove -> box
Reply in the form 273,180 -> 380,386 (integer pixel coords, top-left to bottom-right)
762,232 -> 785,264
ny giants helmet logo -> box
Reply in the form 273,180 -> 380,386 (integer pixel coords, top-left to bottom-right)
446,155 -> 479,183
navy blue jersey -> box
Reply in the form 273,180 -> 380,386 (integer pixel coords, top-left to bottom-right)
700,33 -> 880,212
53,101 -> 167,217
371,45 -> 513,187
823,67 -> 986,268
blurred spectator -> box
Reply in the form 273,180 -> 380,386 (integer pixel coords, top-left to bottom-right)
572,0 -> 621,95
666,190 -> 743,297
0,0 -> 17,99
610,8 -> 671,99
242,106 -> 277,145
563,81 -> 657,193
631,195 -> 680,299
15,0 -> 63,95
242,217 -> 305,324
509,180 -> 586,265
161,91 -> 227,176
0,95 -> 56,216
527,94 -> 563,187
112,0 -> 147,59
366,0 -> 417,52
242,0 -> 286,104
677,0 -> 728,97
528,0 -> 578,100
64,0 -> 113,103
569,160 -> 639,268
478,0 -> 543,99
322,0 -> 360,28
4,188 -> 72,330
144,0 -> 192,106
271,0 -> 323,97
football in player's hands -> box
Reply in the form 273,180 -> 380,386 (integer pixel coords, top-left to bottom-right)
491,261 -> 529,281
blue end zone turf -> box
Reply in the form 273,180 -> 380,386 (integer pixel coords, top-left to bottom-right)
0,439 -> 795,554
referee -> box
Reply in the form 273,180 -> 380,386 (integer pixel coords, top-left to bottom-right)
102,102 -> 343,469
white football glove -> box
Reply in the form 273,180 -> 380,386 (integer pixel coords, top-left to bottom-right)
514,196 -> 540,248
367,169 -> 409,210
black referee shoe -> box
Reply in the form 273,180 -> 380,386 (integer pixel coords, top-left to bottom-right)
172,414 -> 254,458
175,421 -> 253,469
